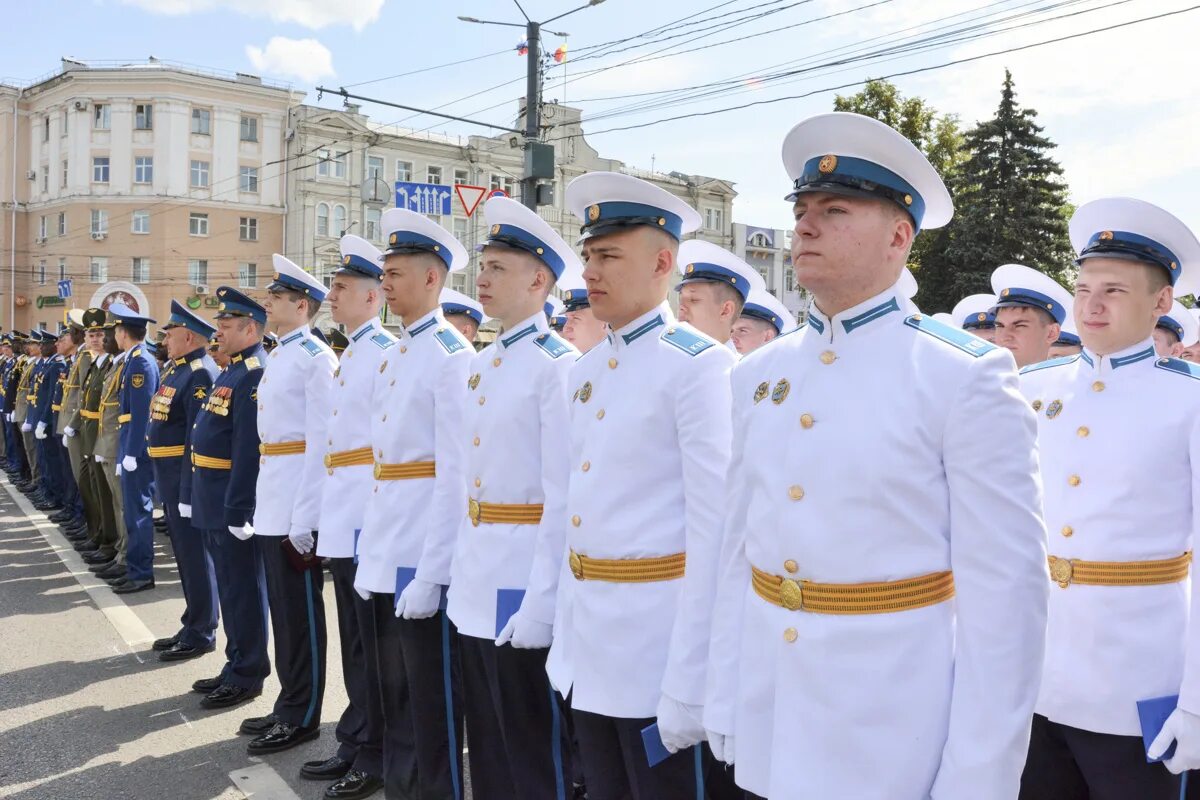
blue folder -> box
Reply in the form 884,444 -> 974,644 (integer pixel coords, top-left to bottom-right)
495,589 -> 526,637
1137,694 -> 1178,763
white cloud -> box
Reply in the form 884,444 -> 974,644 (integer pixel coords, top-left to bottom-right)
121,0 -> 383,30
246,37 -> 335,84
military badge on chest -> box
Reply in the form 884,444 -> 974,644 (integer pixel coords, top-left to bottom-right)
204,385 -> 233,416
151,385 -> 177,421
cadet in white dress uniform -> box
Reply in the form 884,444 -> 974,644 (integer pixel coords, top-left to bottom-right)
1050,313 -> 1083,358
1018,198 -> 1200,798
704,113 -> 1049,800
991,263 -> 1071,369
445,196 -> 579,799
544,171 -> 737,800
1153,299 -> 1199,359
441,287 -> 486,345
675,239 -> 765,349
302,235 -> 391,800
951,293 -> 999,342
354,208 -> 473,800
732,288 -> 797,357
559,272 -> 606,353
240,255 -> 338,755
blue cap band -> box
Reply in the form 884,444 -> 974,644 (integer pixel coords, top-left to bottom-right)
269,270 -> 328,302
961,310 -> 997,329
1080,230 -> 1182,285
563,288 -> 590,312
1157,315 -> 1185,342
550,315 -> 567,328
483,224 -> 566,278
741,302 -> 784,333
581,201 -> 683,240
789,154 -> 926,231
442,302 -> 482,324
995,286 -> 1066,325
679,262 -> 754,300
337,253 -> 383,279
384,230 -> 452,269
1055,331 -> 1081,347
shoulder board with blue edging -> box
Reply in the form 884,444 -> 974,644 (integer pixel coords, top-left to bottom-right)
1154,356 -> 1200,381
300,339 -> 323,357
434,327 -> 467,355
533,332 -> 573,359
661,325 -> 715,356
1019,354 -> 1081,375
903,314 -> 996,358
370,332 -> 395,350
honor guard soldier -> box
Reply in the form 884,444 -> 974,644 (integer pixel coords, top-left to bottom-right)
676,239 -> 765,350
147,302 -> 220,661
184,288 -> 271,709
302,233 -> 389,800
83,318 -> 125,575
1153,299 -> 1199,359
240,255 -> 338,756
3,335 -> 30,484
0,335 -> 13,473
704,113 -> 1048,799
54,312 -> 88,536
559,274 -> 606,353
544,171 -> 737,800
446,195 -> 579,799
441,287 -> 486,345
991,263 -> 1073,368
1049,315 -> 1083,358
951,293 -> 1000,343
106,303 -> 160,595
18,331 -> 47,506
731,287 -> 796,356
30,327 -> 67,511
353,207 -> 472,800
1017,198 -> 1200,797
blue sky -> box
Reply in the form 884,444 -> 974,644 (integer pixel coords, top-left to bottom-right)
5,0 -> 1200,236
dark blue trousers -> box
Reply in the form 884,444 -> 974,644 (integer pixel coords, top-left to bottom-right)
36,435 -> 63,505
202,527 -> 270,690
58,437 -> 82,521
161,498 -> 218,649
120,457 -> 156,581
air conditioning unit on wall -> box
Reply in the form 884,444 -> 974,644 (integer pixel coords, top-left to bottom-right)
194,284 -> 210,295
90,232 -> 106,241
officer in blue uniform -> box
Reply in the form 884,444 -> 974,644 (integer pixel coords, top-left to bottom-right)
184,287 -> 271,709
3,334 -> 30,483
31,328 -> 66,511
22,331 -> 52,508
149,301 -> 220,662
0,334 -> 14,472
105,303 -> 160,595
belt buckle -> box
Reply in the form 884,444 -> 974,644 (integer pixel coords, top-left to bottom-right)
779,578 -> 804,611
569,550 -> 584,580
1050,557 -> 1074,589
373,462 -> 383,480
468,498 -> 481,527
323,453 -> 333,468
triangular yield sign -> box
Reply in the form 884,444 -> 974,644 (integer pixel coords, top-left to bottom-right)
454,184 -> 488,218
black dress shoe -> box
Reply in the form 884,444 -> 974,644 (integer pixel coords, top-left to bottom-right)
239,713 -> 278,735
83,550 -> 112,565
98,566 -> 127,581
113,577 -> 154,594
247,721 -> 320,755
159,641 -> 214,662
300,755 -> 352,781
152,634 -> 179,652
324,769 -> 383,800
200,684 -> 261,710
49,510 -> 71,522
192,675 -> 224,694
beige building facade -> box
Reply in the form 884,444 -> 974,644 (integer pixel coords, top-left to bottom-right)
0,59 -> 301,330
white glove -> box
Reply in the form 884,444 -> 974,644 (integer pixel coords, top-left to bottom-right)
5,412 -> 11,422
495,612 -> 553,649
656,694 -> 706,754
20,422 -> 31,432
178,503 -> 192,518
289,528 -> 315,554
115,464 -> 121,476
707,730 -> 735,765
228,523 -> 254,541
34,422 -> 46,439
61,434 -> 69,448
1148,707 -> 1200,772
94,454 -> 105,463
355,585 -> 372,601
122,455 -> 137,472
395,579 -> 441,620
64,426 -> 76,437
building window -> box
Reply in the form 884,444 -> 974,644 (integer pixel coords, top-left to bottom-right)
189,212 -> 209,236
61,109 -> 68,137
92,157 -> 109,183
132,257 -> 149,284
90,209 -> 107,235
365,208 -> 381,241
58,258 -> 66,281
38,216 -> 47,239
134,104 -> 153,130
192,108 -> 211,135
317,150 -> 346,179
93,104 -> 110,130
57,212 -> 66,236
190,160 -> 210,188
132,210 -> 149,234
454,168 -> 469,185
705,207 -> 724,231
316,203 -> 329,237
451,272 -> 467,292
332,205 -> 346,238
396,160 -> 412,182
61,159 -> 68,188
489,173 -> 515,196
452,217 -> 467,243
784,263 -> 795,293
40,166 -> 48,193
134,156 -> 153,184
43,116 -> 50,142
367,156 -> 385,181
239,166 -> 259,193
239,116 -> 258,142
38,260 -> 47,285
90,256 -> 108,283
427,166 -> 443,185
188,259 -> 208,285
239,262 -> 258,288
750,232 -> 770,248
239,217 -> 258,241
